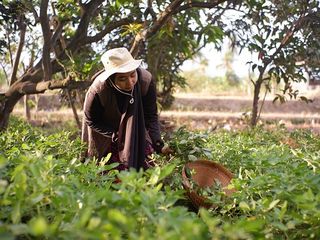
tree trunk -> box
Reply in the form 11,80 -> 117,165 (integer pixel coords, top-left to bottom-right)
24,95 -> 31,121
76,89 -> 85,109
66,89 -> 81,129
35,94 -> 39,112
0,93 -> 24,129
251,80 -> 262,127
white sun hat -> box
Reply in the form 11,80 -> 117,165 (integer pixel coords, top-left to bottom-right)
95,47 -> 142,82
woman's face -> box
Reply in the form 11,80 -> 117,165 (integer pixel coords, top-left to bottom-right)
114,70 -> 137,91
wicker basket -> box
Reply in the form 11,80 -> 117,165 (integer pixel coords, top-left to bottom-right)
182,159 -> 235,209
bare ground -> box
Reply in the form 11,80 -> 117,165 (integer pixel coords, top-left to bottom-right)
12,94 -> 320,133
160,94 -> 320,132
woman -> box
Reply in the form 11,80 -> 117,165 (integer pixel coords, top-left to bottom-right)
81,47 -> 166,171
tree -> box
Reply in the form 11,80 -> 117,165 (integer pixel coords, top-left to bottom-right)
226,0 -> 320,126
217,43 -> 240,86
0,0 -> 229,130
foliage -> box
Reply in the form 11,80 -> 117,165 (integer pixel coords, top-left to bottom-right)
1,118 -> 320,239
0,0 -> 226,104
223,0 -> 320,125
152,7 -> 224,106
166,126 -> 320,239
0,117 -> 206,239
180,69 -> 245,95
1,0 -> 320,130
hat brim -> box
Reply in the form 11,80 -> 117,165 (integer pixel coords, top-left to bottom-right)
95,59 -> 142,82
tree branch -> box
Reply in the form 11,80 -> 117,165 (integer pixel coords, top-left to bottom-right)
83,18 -> 135,45
40,0 -> 52,81
50,17 -> 64,47
130,0 -> 185,57
9,15 -> 26,86
0,63 -> 9,85
25,1 -> 40,25
264,13 -> 308,67
6,26 -> 14,67
67,0 -> 104,51
175,0 -> 228,13
17,76 -> 92,95
144,0 -> 157,20
25,0 -> 103,84
146,0 -> 185,38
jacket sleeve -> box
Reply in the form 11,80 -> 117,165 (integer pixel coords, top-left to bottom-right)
83,91 -> 114,138
142,79 -> 164,152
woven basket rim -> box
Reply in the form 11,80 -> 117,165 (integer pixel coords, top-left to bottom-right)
181,159 -> 235,209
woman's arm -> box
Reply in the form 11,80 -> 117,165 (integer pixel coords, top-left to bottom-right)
83,91 -> 114,138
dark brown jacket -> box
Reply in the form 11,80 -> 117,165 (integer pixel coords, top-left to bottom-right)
81,68 -> 162,163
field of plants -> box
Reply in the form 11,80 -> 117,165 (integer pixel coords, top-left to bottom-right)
1,117 -> 320,239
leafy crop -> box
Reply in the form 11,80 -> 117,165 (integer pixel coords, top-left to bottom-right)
1,117 -> 320,239
166,126 -> 320,239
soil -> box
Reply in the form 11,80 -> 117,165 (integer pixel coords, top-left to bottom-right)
13,93 -> 320,133
160,94 -> 320,133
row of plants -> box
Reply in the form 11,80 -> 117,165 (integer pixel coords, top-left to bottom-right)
0,117 -> 319,239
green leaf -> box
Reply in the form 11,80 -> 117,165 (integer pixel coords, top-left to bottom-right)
279,200 -> 287,221
158,163 -> 176,182
11,201 -> 21,224
21,143 -> 30,150
265,199 -> 280,212
30,194 -> 44,205
108,209 -> 127,225
29,217 -> 48,236
0,180 -> 8,194
148,166 -> 161,185
272,221 -> 287,231
79,207 -> 92,227
239,201 -> 250,211
7,224 -> 29,236
87,217 -> 101,230
188,155 -> 198,161
99,153 -> 112,166
0,155 -> 7,169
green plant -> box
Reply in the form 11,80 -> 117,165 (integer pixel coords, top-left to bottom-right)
1,118 -> 320,239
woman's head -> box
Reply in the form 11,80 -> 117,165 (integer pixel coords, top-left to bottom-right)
111,70 -> 137,91
95,47 -> 142,83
